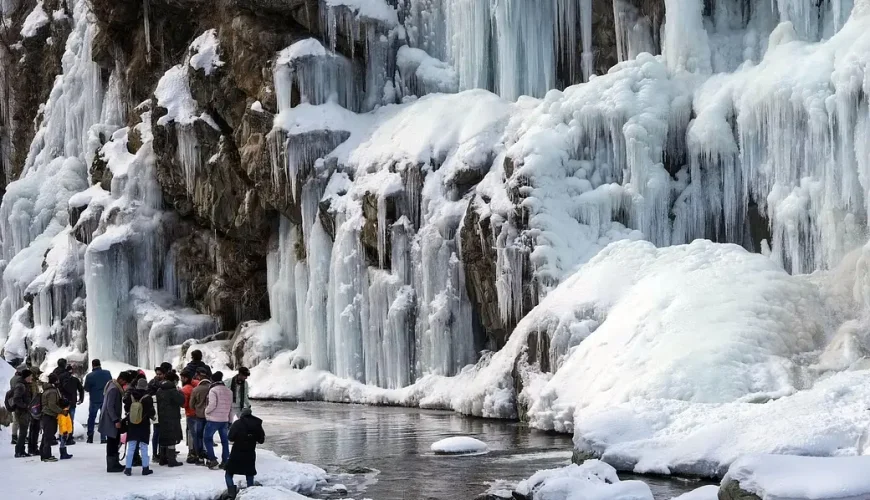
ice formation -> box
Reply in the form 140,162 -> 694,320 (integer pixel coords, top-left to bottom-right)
430,436 -> 489,455
5,0 -> 870,486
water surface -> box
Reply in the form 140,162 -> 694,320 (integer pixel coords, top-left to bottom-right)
255,401 -> 710,500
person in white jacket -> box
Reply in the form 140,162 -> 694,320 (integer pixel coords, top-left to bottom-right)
203,371 -> 233,469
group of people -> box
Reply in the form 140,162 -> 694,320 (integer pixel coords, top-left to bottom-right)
6,358 -> 88,461
6,350 -> 265,499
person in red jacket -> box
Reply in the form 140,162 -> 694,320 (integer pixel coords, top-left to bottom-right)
180,371 -> 200,464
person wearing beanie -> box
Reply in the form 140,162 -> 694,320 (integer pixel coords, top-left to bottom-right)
100,371 -> 133,473
83,359 -> 113,444
40,373 -> 64,462
11,369 -> 34,457
224,407 -> 265,498
155,372 -> 185,467
123,378 -> 155,476
189,369 -> 212,465
203,371 -> 233,470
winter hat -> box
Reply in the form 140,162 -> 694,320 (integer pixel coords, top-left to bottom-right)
57,358 -> 67,369
160,362 -> 172,373
212,371 -> 224,382
135,378 -> 148,390
19,369 -> 32,380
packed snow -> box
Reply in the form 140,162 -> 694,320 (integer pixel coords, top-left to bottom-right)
514,461 -> 654,500
430,436 -> 489,455
0,434 -> 326,499
671,486 -> 719,500
723,455 -> 870,499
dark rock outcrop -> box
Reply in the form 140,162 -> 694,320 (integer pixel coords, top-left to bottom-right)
718,480 -> 762,500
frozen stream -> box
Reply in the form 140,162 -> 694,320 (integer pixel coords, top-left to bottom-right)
254,401 -> 711,499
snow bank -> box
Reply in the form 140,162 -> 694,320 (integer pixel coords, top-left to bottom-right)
723,455 -> 870,500
276,38 -> 327,65
514,460 -> 654,500
0,438 -> 325,499
430,436 -> 489,455
154,65 -> 199,126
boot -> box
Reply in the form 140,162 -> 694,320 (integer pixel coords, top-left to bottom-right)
124,468 -> 132,476
158,447 -> 168,466
186,454 -> 198,464
206,459 -> 219,470
14,452 -> 32,458
59,448 -> 73,460
66,437 -> 76,446
142,466 -> 153,476
41,456 -> 58,462
106,456 -> 125,473
167,451 -> 184,468
11,435 -> 17,445
86,434 -> 93,444
227,485 -> 238,500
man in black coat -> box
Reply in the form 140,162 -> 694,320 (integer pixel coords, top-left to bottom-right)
155,372 -> 185,467
59,365 -> 84,444
11,369 -> 33,457
224,408 -> 265,499
183,350 -> 212,379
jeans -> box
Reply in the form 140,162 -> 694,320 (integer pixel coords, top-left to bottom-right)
225,472 -> 255,488
87,400 -> 102,437
59,433 -> 69,450
186,417 -> 200,456
152,424 -> 160,455
195,418 -> 206,456
203,421 -> 229,463
28,415 -> 40,453
40,415 -> 57,459
69,404 -> 76,423
126,441 -> 150,469
14,412 -> 30,455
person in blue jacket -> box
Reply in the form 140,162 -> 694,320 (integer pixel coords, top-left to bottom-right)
83,359 -> 113,444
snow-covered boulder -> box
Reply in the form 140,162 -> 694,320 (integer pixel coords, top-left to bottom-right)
431,436 -> 489,455
513,461 -> 654,500
720,455 -> 870,500
671,486 -> 719,500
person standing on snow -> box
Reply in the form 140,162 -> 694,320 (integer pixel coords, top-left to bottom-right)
57,399 -> 74,460
229,368 -> 251,422
156,371 -> 185,467
180,370 -> 200,463
11,369 -> 33,457
100,370 -> 133,473
147,363 -> 169,460
224,408 -> 266,499
204,371 -> 233,470
39,373 -> 64,462
189,368 -> 212,465
60,364 -> 84,445
83,359 -> 112,444
123,378 -> 156,476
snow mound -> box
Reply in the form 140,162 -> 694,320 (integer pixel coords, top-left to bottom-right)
520,239 -> 828,432
277,38 -> 328,64
515,461 -> 654,500
189,29 -> 224,76
237,486 -> 310,500
154,65 -> 199,126
430,436 -> 489,455
21,0 -> 49,38
671,486 -> 719,500
723,455 -> 870,500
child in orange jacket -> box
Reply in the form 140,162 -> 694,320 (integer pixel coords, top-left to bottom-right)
57,400 -> 73,460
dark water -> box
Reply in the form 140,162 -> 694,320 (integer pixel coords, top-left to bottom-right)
254,401 -> 711,500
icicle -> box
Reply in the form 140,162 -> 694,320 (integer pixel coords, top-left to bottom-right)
143,0 -> 152,64
579,0 -> 594,81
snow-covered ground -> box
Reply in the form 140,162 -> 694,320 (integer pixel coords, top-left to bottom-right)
0,360 -> 326,500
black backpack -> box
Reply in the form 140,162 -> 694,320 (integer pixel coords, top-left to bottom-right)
4,389 -> 14,412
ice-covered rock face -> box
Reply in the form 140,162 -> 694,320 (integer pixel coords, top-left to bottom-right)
3,1 -> 870,482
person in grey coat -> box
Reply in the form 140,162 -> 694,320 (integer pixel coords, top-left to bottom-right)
99,370 -> 133,473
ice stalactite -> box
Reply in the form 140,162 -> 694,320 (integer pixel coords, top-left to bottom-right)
143,0 -> 152,64
267,216 -> 299,349
612,0 -> 659,63
276,38 -> 363,112
305,217 -> 333,371
0,0 -> 103,353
